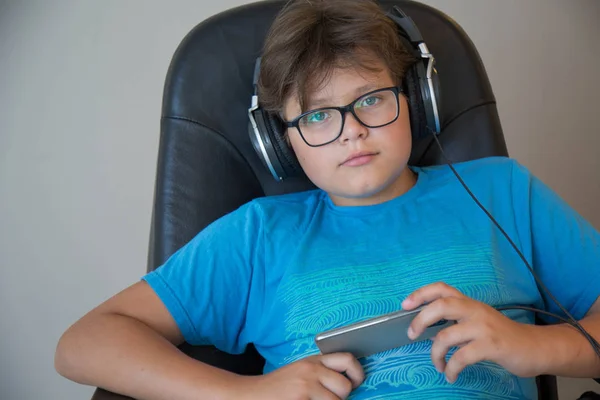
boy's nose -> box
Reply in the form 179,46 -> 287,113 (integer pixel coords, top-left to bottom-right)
341,112 -> 369,142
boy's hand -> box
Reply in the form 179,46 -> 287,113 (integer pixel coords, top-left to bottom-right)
242,353 -> 364,400
402,282 -> 545,383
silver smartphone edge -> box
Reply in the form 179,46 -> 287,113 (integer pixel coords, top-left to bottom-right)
314,306 -> 424,342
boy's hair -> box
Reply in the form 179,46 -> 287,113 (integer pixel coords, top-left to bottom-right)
258,0 -> 416,116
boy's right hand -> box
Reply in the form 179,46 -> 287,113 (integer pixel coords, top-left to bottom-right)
241,352 -> 364,400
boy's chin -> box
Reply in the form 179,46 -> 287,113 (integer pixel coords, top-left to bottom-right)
322,169 -> 413,206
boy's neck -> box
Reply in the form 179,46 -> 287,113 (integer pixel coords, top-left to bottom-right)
328,167 -> 417,207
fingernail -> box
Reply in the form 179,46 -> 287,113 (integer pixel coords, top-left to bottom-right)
446,376 -> 455,384
407,326 -> 415,339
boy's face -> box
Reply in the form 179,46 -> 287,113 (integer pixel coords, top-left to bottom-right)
283,61 -> 415,206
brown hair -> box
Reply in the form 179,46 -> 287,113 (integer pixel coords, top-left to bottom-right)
258,0 -> 416,117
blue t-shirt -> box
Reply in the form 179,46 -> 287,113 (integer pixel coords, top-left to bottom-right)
143,157 -> 600,399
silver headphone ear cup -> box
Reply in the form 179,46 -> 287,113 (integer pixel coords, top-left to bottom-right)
249,108 -> 286,180
416,61 -> 441,134
404,66 -> 428,141
264,112 -> 302,177
387,6 -> 441,138
430,70 -> 442,133
408,60 -> 441,139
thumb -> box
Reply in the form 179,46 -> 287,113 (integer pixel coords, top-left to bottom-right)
319,353 -> 365,388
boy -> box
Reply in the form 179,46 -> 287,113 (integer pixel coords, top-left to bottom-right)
55,1 -> 600,399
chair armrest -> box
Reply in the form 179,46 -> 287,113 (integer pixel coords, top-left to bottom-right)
91,388 -> 134,400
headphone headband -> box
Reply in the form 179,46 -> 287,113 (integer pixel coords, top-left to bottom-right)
387,6 -> 423,44
252,57 -> 262,96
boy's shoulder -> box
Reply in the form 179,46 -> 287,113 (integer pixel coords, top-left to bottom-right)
413,156 -> 535,199
204,189 -> 323,238
237,189 -> 325,232
418,155 -> 517,172
417,156 -> 524,182
241,188 -> 324,220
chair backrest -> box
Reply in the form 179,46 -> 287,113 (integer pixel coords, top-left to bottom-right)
146,1 -> 556,398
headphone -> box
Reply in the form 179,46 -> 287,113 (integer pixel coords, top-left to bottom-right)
248,5 -> 441,181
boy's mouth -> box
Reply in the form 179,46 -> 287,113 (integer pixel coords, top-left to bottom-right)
341,151 -> 380,167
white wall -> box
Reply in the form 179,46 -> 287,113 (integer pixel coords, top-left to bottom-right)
0,1 -> 598,399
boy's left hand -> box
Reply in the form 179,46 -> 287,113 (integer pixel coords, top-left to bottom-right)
402,282 -> 545,383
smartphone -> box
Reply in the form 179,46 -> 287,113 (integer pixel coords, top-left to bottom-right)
314,306 -> 454,359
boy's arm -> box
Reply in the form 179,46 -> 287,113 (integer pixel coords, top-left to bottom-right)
511,160 -> 600,378
55,280 -> 365,400
55,281 -> 244,400
533,296 -> 600,377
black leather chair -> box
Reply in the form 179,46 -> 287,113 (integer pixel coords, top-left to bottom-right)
92,0 -> 562,398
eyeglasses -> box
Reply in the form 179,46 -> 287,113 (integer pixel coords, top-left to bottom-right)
285,86 -> 402,147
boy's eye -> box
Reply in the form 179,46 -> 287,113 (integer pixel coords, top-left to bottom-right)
302,111 -> 330,125
356,95 -> 381,108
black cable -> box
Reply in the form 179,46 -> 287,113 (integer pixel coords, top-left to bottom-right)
496,305 -> 600,348
430,130 -> 600,363
496,305 -> 575,326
